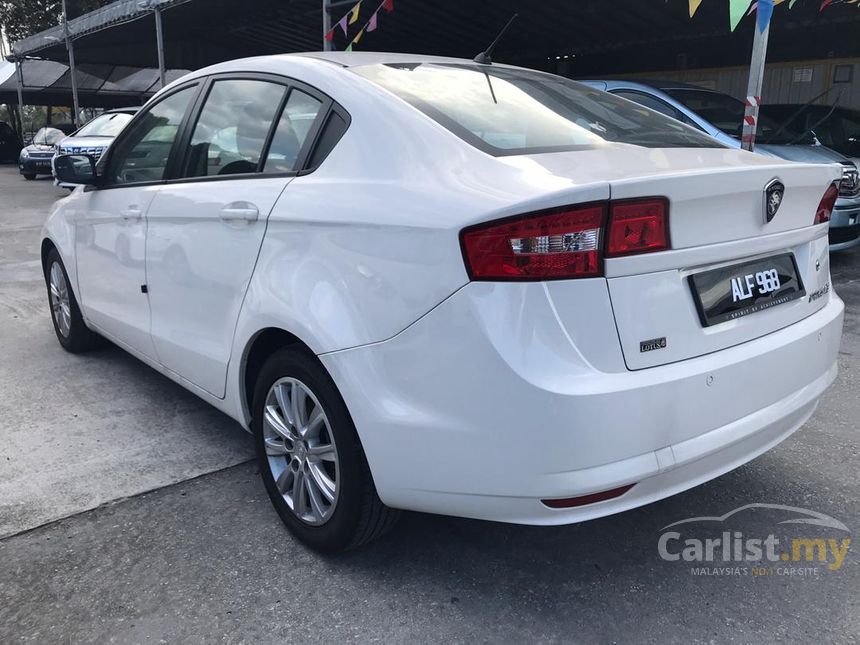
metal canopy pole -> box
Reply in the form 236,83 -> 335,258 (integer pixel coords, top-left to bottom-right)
61,0 -> 81,127
154,7 -> 166,88
741,20 -> 770,152
14,56 -> 25,136
323,0 -> 332,51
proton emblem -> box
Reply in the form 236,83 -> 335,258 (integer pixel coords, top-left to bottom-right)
764,179 -> 785,224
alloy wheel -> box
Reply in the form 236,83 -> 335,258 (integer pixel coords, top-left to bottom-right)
262,377 -> 340,525
49,261 -> 71,338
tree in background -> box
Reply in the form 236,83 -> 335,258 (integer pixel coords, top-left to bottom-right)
0,1 -> 112,137
0,0 -> 112,44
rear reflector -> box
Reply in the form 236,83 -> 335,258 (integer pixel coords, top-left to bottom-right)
606,198 -> 669,257
815,182 -> 839,225
460,203 -> 606,281
541,484 -> 636,509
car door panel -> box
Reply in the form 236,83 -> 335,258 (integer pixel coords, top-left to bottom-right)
73,83 -> 199,358
143,77 -> 327,398
145,178 -> 291,397
75,186 -> 160,357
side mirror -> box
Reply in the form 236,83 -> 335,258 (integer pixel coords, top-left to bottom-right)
54,154 -> 98,186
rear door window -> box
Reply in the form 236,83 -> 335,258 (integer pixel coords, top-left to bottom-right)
263,89 -> 324,173
184,79 -> 287,178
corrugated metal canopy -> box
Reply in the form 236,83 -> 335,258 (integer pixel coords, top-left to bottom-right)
8,0 -> 860,76
0,59 -> 189,107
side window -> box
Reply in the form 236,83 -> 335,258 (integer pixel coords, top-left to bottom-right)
612,90 -> 684,122
106,85 -> 196,185
263,89 -> 324,174
307,110 -> 349,169
184,79 -> 287,178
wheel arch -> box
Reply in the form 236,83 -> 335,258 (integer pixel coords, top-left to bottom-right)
40,237 -> 58,273
240,327 -> 317,425
40,202 -> 79,294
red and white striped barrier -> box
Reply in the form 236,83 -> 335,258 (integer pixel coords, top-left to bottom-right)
741,95 -> 761,151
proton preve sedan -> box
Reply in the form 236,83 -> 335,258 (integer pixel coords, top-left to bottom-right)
46,53 -> 844,552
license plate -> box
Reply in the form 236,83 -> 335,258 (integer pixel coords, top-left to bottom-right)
688,253 -> 805,327
36,161 -> 50,168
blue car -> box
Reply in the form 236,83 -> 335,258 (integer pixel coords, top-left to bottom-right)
582,79 -> 860,251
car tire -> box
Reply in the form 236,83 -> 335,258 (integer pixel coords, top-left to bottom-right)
23,173 -> 36,180
44,248 -> 104,353
252,347 -> 400,552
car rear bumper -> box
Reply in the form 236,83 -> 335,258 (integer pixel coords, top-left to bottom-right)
19,158 -> 54,175
320,283 -> 843,525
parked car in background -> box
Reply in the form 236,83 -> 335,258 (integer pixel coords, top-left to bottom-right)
54,107 -> 139,186
46,53 -> 843,552
760,104 -> 860,166
582,80 -> 860,250
18,124 -> 74,180
0,121 -> 22,162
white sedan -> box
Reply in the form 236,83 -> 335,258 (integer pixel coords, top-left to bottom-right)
45,52 -> 844,552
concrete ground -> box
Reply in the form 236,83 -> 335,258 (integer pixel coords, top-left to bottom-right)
0,166 -> 253,539
0,164 -> 858,643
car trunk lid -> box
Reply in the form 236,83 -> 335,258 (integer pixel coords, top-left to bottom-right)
509,146 -> 841,370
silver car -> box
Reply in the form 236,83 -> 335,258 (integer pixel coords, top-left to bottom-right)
53,107 -> 139,187
582,79 -> 860,251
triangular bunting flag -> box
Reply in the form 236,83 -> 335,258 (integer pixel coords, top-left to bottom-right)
338,15 -> 349,35
353,28 -> 365,45
689,0 -> 703,17
382,0 -> 394,13
345,43 -> 353,52
324,29 -> 335,42
729,0 -> 751,30
757,0 -> 774,30
348,2 -> 361,24
367,10 -> 378,31
820,0 -> 833,10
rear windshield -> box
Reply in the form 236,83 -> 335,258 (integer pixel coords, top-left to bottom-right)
76,112 -> 134,138
352,63 -> 721,155
664,88 -> 814,145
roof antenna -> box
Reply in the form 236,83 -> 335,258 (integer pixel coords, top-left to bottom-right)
473,13 -> 518,65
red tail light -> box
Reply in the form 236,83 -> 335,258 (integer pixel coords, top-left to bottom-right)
542,483 -> 636,509
606,198 -> 669,257
460,203 -> 606,280
460,198 -> 669,281
815,182 -> 839,225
